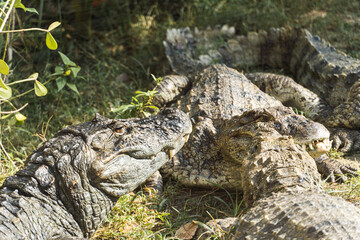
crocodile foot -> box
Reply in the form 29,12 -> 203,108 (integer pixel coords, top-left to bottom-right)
330,128 -> 360,152
315,154 -> 358,182
142,171 -> 163,195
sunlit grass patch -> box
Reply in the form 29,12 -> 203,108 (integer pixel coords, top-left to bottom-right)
325,175 -> 360,205
92,183 -> 245,239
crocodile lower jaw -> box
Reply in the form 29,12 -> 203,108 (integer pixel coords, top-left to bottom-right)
296,138 -> 332,158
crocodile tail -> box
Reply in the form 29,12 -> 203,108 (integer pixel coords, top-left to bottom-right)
163,27 -> 205,75
152,75 -> 190,107
289,29 -> 360,105
164,26 -> 298,74
245,72 -> 333,121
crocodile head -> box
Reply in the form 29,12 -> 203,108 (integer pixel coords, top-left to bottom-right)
270,107 -> 331,158
63,108 -> 192,197
220,107 -> 330,161
219,107 -> 328,203
57,108 -> 191,236
1,108 -> 191,238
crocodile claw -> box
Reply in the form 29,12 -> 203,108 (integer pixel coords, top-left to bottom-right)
330,128 -> 360,152
314,154 -> 358,182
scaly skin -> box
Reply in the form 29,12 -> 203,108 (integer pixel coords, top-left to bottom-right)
234,191 -> 360,239
0,108 -> 191,239
161,28 -> 360,238
155,64 -> 331,191
164,26 -> 360,152
203,111 -> 360,239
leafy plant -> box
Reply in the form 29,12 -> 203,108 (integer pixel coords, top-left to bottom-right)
111,74 -> 163,118
0,1 -> 82,169
53,52 -> 82,94
0,1 -> 62,122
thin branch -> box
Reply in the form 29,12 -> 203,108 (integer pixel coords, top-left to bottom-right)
0,140 -> 18,171
0,27 -> 48,34
7,76 -> 55,102
7,77 -> 36,85
0,102 -> 28,114
0,0 -> 10,20
0,0 -> 15,32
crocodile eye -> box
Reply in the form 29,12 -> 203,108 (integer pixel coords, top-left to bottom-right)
114,127 -> 125,134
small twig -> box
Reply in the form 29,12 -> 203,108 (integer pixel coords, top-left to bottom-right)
0,102 -> 28,114
0,0 -> 15,32
7,77 -> 37,85
0,140 -> 17,170
7,76 -> 55,102
0,27 -> 48,34
0,0 -> 10,20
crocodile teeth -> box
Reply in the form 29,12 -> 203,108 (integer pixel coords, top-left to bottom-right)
308,143 -> 314,150
169,149 -> 175,158
184,134 -> 190,143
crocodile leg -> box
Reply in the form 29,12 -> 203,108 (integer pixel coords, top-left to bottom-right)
315,154 -> 358,182
329,127 -> 360,152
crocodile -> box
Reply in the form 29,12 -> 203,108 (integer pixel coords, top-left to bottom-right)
159,27 -> 360,238
0,108 -> 191,239
154,64 -> 355,187
195,106 -> 360,239
163,26 -> 360,152
154,66 -> 359,238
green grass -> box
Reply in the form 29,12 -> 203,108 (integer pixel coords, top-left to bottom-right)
1,0 -> 360,238
92,183 -> 244,239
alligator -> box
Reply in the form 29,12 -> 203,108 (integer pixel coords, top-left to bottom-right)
164,26 -> 360,152
0,108 -> 191,239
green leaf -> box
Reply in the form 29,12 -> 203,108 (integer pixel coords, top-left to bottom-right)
55,66 -> 64,74
131,96 -> 139,103
28,72 -> 38,80
58,52 -> 76,66
25,8 -> 38,14
8,116 -> 17,126
46,33 -> 58,50
0,60 -> 9,75
135,90 -> 146,95
47,21 -> 61,31
34,80 -> 48,96
0,78 -> 8,89
14,0 -> 26,11
1,114 -> 12,120
15,119 -> 25,126
111,104 -> 136,113
15,113 -> 27,121
70,66 -> 81,78
56,78 -> 66,91
66,83 -> 79,95
147,105 -> 159,110
0,85 -> 12,99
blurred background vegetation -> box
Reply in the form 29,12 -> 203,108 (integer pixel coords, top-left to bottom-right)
0,0 -> 359,239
